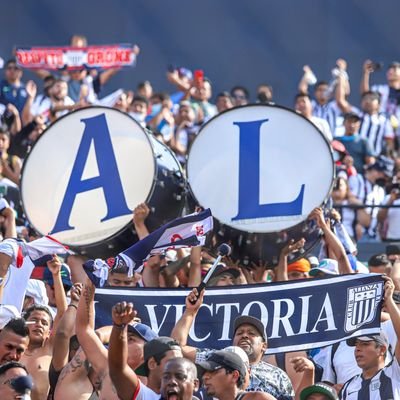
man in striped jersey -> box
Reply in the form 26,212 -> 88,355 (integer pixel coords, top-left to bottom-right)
298,63 -> 344,136
360,60 -> 400,116
336,68 -> 395,156
339,276 -> 400,399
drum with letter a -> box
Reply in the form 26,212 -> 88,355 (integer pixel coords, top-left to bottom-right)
21,107 -> 185,258
187,104 -> 335,266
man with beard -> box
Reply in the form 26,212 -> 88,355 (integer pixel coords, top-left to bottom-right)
171,290 -> 294,400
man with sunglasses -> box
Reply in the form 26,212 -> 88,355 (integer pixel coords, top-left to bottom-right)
0,59 -> 28,115
0,361 -> 33,400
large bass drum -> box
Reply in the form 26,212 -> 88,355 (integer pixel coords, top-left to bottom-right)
21,106 -> 185,259
187,104 -> 335,266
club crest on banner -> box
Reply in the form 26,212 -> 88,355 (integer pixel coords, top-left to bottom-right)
345,282 -> 383,333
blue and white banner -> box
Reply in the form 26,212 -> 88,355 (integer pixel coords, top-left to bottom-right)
95,273 -> 384,353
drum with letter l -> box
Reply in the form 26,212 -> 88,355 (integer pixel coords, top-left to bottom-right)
187,104 -> 335,266
21,107 -> 185,258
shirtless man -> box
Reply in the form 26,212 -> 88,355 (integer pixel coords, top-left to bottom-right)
75,277 -> 158,399
21,255 -> 67,400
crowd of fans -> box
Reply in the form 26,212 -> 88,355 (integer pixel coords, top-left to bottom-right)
0,35 -> 400,399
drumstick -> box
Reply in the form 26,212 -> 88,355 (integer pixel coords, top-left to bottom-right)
189,243 -> 231,305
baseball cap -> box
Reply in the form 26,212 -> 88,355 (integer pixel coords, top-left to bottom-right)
343,112 -> 361,121
288,258 -> 311,273
43,264 -> 73,289
197,350 -> 247,381
300,382 -> 338,400
223,346 -> 250,368
233,315 -> 266,341
127,323 -> 158,343
211,264 -> 240,280
0,305 -> 20,329
346,331 -> 389,347
135,337 -> 181,376
309,258 -> 339,277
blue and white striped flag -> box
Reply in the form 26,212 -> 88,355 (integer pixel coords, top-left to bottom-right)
84,208 -> 213,287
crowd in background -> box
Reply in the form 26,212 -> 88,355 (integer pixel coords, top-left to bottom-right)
0,35 -> 400,400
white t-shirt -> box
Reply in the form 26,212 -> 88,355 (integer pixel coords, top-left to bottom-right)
0,240 -> 35,312
382,195 -> 400,240
132,381 -> 160,400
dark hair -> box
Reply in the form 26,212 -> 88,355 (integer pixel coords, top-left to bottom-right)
132,95 -> 149,106
361,90 -> 381,103
151,92 -> 171,103
0,361 -> 27,376
230,86 -> 249,99
165,357 -> 197,380
5,58 -> 19,68
2,318 -> 29,338
315,80 -> 329,89
224,368 -> 244,388
217,91 -> 232,99
295,92 -> 311,101
368,253 -> 390,267
137,81 -> 152,90
23,305 -> 53,326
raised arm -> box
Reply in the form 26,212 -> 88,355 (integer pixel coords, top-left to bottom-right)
298,65 -> 314,94
309,208 -> 353,275
275,239 -> 305,282
290,357 -> 315,400
51,283 -> 82,372
133,203 -> 150,240
383,276 -> 400,362
108,302 -> 139,400
360,59 -> 374,95
188,247 -> 202,287
76,278 -> 108,374
335,68 -> 352,113
170,288 -> 204,361
47,255 -> 68,333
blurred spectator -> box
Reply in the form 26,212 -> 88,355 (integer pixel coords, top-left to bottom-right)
361,60 -> 400,116
335,112 -> 374,172
367,253 -> 391,274
137,80 -> 153,100
0,128 -> 22,185
256,84 -> 273,103
191,78 -> 217,122
216,91 -> 234,113
0,59 -> 28,114
230,85 -> 250,106
378,170 -> 400,241
128,95 -> 148,127
386,244 -> 400,264
294,93 -> 333,141
287,258 -> 311,280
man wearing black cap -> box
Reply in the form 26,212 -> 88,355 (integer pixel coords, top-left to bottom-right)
198,350 -> 276,399
335,112 -> 374,173
108,301 -> 183,400
339,276 -> 400,399
171,290 -> 294,400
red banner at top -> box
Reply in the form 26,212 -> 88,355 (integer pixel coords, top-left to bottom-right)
16,44 -> 137,70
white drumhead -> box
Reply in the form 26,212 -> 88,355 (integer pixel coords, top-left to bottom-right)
21,107 -> 155,246
187,104 -> 334,233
